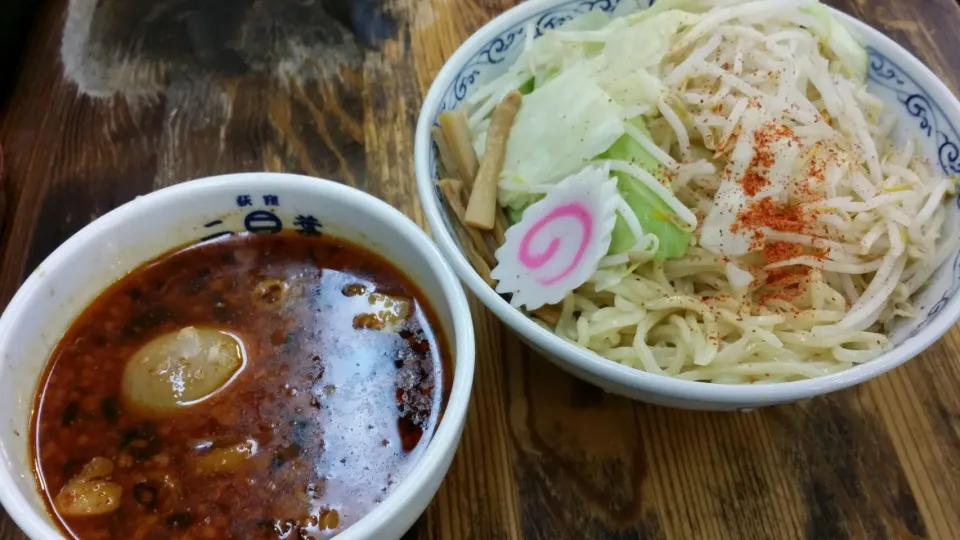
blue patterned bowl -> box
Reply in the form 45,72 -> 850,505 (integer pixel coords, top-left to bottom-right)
414,0 -> 960,410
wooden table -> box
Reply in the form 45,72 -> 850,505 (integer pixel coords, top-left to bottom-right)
3,0 -> 960,538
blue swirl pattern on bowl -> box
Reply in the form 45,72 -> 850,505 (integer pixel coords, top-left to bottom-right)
427,0 -> 960,343
863,51 -> 960,337
868,50 -> 960,178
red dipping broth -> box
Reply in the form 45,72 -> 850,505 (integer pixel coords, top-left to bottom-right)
31,232 -> 452,539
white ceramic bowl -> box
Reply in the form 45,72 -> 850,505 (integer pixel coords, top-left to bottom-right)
0,173 -> 475,539
414,0 -> 960,411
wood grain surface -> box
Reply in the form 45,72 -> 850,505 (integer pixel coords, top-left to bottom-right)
2,0 -> 960,539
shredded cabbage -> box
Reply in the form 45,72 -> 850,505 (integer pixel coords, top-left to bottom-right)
599,118 -> 692,259
500,61 -> 625,190
804,5 -> 868,83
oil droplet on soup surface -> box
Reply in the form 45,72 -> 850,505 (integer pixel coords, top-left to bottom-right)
121,326 -> 246,415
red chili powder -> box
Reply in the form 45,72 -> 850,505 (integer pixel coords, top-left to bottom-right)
660,166 -> 676,186
730,196 -> 824,297
751,141 -> 775,170
765,268 -> 808,288
764,242 -> 804,265
794,180 -> 816,202
692,210 -> 706,239
758,264 -> 809,306
716,124 -> 743,156
738,123 -> 801,196
740,170 -> 768,197
808,157 -> 825,183
725,123 -> 830,306
734,197 -> 809,235
757,246 -> 830,305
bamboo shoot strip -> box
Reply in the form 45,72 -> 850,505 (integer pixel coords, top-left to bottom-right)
491,209 -> 508,247
466,91 -> 522,230
531,305 -> 561,326
439,179 -> 497,266
454,225 -> 496,287
437,180 -> 496,287
438,111 -> 479,186
453,179 -> 505,250
432,126 -> 459,180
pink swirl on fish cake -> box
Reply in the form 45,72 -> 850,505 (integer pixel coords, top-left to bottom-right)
517,203 -> 593,286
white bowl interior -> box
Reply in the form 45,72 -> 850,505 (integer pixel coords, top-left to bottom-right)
415,0 -> 960,408
0,173 -> 474,539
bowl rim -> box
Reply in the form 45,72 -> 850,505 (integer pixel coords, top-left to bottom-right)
414,0 -> 960,404
0,173 -> 476,539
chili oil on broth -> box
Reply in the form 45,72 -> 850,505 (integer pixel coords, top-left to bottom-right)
31,232 -> 452,539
